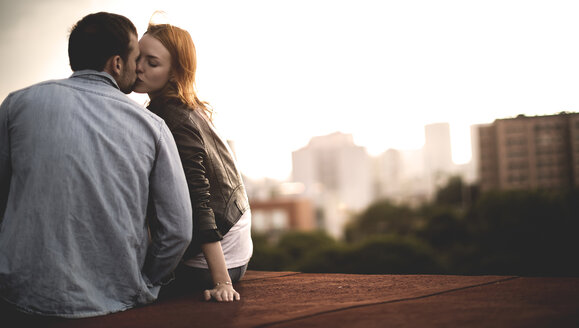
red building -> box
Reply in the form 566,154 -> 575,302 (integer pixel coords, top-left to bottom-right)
250,197 -> 315,234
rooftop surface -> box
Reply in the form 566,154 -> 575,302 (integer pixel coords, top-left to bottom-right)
8,270 -> 579,327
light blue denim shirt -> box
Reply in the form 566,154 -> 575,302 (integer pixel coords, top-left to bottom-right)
0,70 -> 192,318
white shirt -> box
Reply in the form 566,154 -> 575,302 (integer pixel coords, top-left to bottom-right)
184,209 -> 253,269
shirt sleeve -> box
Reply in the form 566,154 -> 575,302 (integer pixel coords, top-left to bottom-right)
0,95 -> 12,224
142,122 -> 193,285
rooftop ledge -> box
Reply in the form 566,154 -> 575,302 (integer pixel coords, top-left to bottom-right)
8,270 -> 579,327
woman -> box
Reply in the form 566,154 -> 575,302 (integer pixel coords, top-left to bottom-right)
133,23 -> 252,302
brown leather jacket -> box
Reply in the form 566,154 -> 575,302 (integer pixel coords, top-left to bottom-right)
148,99 -> 250,258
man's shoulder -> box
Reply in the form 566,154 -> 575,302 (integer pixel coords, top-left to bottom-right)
7,78 -> 66,96
6,76 -> 98,101
11,75 -> 113,99
1,78 -> 68,107
5,77 -> 165,126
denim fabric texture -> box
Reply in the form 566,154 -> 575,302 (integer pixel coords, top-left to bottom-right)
0,71 -> 192,318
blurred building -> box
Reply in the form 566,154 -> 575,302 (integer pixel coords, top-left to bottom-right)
464,124 -> 480,184
250,197 -> 315,236
373,148 -> 429,206
423,123 -> 455,197
292,132 -> 372,238
373,149 -> 402,199
477,112 -> 579,191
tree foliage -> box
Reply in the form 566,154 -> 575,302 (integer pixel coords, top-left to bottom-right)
276,231 -> 336,270
250,178 -> 579,276
300,235 -> 443,274
344,199 -> 422,243
463,189 -> 579,275
435,175 -> 464,206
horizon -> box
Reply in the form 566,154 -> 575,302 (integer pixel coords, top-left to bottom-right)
2,0 -> 579,181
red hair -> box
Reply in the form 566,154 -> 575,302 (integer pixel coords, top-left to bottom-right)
145,23 -> 213,120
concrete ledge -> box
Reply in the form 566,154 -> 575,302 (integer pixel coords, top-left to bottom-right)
8,270 -> 579,327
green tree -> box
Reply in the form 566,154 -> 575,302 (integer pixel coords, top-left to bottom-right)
248,233 -> 290,271
417,207 -> 467,250
435,175 -> 465,206
299,235 -> 443,274
276,231 -> 336,270
344,199 -> 422,243
464,189 -> 579,276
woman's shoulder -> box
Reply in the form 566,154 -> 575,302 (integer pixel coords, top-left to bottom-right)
148,99 -> 194,130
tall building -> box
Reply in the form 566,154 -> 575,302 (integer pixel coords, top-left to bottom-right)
423,123 -> 455,197
464,124 -> 480,184
477,112 -> 579,191
292,132 -> 372,238
373,149 -> 402,200
373,148 -> 430,206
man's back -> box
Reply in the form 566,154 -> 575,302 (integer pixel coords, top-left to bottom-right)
0,71 -> 192,317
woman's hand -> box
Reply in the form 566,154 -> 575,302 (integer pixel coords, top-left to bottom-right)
203,282 -> 240,302
200,241 -> 240,301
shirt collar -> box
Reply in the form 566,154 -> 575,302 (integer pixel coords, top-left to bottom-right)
70,70 -> 120,90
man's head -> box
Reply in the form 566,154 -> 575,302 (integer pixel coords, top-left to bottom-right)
68,12 -> 139,93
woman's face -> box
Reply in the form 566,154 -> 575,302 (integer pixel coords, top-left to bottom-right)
134,34 -> 172,97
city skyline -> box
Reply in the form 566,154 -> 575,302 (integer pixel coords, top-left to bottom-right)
3,0 -> 579,180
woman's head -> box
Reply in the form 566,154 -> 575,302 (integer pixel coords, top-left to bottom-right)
134,23 -> 211,117
133,32 -> 172,97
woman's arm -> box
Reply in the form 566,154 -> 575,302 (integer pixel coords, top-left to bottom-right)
201,241 -> 240,302
166,111 -> 238,301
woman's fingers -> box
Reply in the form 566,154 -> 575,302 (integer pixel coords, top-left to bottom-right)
204,287 -> 241,302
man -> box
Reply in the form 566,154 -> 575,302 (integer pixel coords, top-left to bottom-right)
0,12 -> 192,317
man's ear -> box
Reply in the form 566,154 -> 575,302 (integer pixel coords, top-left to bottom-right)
103,55 -> 123,77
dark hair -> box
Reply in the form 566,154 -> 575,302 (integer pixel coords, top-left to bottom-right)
68,12 -> 137,71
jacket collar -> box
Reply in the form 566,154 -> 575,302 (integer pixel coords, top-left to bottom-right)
70,70 -> 120,90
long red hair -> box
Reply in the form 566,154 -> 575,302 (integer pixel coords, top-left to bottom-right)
145,23 -> 213,120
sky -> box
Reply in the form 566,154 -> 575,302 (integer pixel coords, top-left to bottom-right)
2,0 -> 579,181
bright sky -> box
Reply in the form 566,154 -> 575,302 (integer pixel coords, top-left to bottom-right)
2,0 -> 579,181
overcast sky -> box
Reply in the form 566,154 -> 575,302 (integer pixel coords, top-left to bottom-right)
2,0 -> 579,180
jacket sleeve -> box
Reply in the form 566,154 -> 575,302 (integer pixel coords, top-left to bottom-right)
171,121 -> 224,244
143,122 -> 192,286
0,95 -> 11,223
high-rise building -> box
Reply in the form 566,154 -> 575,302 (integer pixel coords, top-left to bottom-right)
373,148 -> 430,206
292,132 -> 372,238
424,123 -> 453,172
477,112 -> 579,191
464,124 -> 480,184
373,148 -> 402,199
423,123 -> 455,196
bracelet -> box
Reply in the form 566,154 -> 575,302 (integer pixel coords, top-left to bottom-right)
214,281 -> 232,287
